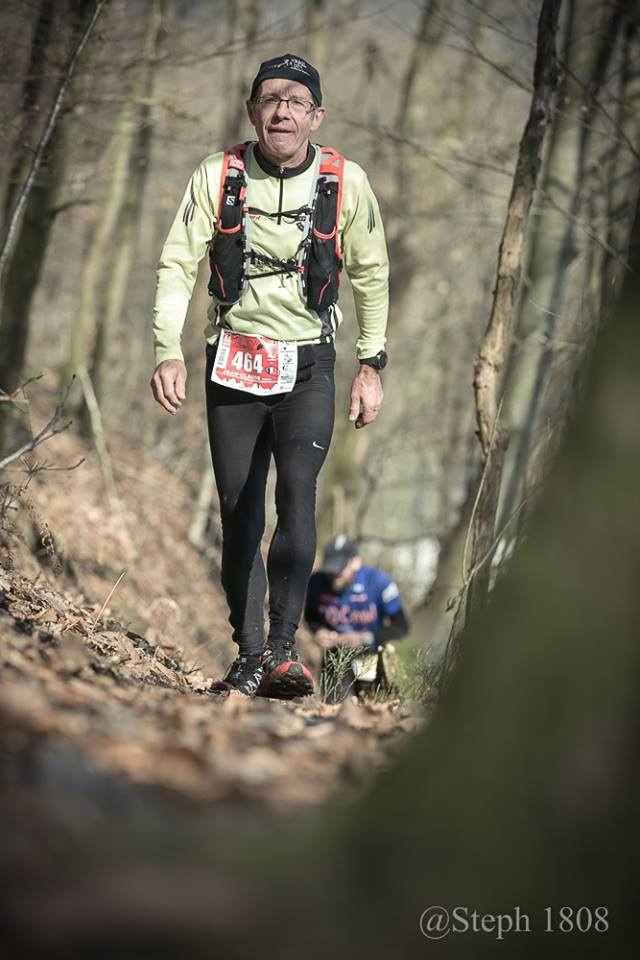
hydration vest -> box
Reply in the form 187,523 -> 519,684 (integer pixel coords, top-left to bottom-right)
207,141 -> 345,315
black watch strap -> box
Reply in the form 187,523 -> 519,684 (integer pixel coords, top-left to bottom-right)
359,350 -> 388,371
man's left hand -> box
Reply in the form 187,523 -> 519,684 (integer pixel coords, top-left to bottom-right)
349,365 -> 383,429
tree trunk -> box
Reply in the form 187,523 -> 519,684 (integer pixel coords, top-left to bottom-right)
409,478 -> 475,668
0,0 -> 100,455
304,0 -> 328,69
314,0 -> 441,551
88,0 -> 164,417
69,0 -> 163,409
1,0 -> 56,234
497,0 -> 640,538
224,0 -> 262,145
188,439 -> 219,551
394,0 -> 441,140
446,0 -> 563,654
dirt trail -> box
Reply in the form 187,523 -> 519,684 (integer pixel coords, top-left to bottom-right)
0,567 -> 424,811
0,401 -> 430,958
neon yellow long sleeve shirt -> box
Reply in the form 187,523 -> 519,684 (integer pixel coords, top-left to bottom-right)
152,142 -> 389,365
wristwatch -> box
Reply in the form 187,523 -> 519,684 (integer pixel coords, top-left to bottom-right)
359,350 -> 388,371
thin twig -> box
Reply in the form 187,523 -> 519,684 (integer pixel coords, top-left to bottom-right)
0,387 -> 73,471
18,456 -> 86,474
557,56 -> 640,166
90,570 -> 127,635
0,373 -> 43,400
444,483 -> 539,619
461,484 -> 537,591
461,396 -> 504,582
539,189 -> 632,270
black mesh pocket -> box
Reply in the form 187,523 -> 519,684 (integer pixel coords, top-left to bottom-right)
307,179 -> 342,311
314,179 -> 338,234
208,172 -> 245,305
307,229 -> 340,310
208,227 -> 244,304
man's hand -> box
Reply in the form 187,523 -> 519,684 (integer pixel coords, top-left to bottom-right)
349,365 -> 383,429
150,359 -> 187,415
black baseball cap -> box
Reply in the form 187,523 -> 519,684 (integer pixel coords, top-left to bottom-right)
321,535 -> 359,575
250,53 -> 322,106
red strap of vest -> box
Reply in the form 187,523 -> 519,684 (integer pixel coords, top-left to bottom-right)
217,142 -> 248,222
219,142 -> 346,258
318,146 -> 345,259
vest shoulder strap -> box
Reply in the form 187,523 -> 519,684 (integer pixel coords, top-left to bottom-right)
218,142 -> 344,199
217,142 -> 249,222
317,145 -> 346,258
318,145 -> 345,177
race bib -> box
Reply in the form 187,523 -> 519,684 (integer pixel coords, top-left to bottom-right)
210,329 -> 298,395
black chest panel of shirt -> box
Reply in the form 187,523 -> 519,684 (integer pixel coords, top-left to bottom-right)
252,143 -> 315,228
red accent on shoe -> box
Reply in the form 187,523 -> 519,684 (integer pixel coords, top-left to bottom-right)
259,660 -> 314,699
271,661 -> 313,681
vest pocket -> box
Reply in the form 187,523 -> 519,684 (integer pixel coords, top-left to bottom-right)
208,232 -> 244,304
307,228 -> 341,310
306,177 -> 342,311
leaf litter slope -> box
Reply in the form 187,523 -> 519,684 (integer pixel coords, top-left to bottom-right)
0,566 -> 423,809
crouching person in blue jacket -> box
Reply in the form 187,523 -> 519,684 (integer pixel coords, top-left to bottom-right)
305,535 -> 409,703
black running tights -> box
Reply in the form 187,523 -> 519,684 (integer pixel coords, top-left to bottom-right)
205,342 -> 335,655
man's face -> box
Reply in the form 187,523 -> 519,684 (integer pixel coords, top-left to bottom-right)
246,77 -> 325,166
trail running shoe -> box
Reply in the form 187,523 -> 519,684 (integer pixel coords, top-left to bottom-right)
259,640 -> 314,699
211,653 -> 263,696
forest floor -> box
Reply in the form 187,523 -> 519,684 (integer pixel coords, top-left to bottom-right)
0,564 -> 424,812
0,391 -> 427,819
0,394 -> 429,952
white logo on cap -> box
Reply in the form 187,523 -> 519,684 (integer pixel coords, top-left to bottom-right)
273,56 -> 311,75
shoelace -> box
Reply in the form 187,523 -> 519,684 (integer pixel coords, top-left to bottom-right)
228,656 -> 261,679
264,642 -> 297,662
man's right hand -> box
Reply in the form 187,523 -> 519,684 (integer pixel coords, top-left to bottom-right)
150,359 -> 187,415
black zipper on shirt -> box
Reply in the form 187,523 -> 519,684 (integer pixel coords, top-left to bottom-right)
277,171 -> 284,225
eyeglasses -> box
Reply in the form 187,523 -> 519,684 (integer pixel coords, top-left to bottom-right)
252,95 -> 316,118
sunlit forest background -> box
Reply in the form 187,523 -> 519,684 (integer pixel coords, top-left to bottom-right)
6,0 -> 637,671
1,1 -> 639,954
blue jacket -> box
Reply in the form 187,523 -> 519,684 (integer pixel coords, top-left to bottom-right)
305,564 -> 407,649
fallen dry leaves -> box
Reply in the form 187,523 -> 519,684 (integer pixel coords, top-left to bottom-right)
0,567 -> 426,811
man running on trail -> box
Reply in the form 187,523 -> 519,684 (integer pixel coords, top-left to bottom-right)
305,535 -> 409,702
150,54 -> 389,699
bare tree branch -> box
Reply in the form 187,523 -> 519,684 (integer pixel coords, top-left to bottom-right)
0,381 -> 74,470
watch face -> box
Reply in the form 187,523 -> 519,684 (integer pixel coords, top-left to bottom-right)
360,351 -> 388,370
